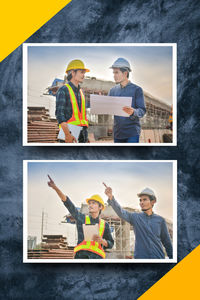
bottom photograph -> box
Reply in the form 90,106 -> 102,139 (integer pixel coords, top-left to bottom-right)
23,160 -> 177,263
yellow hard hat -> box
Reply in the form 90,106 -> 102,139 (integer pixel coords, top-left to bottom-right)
66,59 -> 90,73
86,194 -> 105,210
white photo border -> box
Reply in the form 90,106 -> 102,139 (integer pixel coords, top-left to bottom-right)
23,43 -> 177,146
23,160 -> 177,263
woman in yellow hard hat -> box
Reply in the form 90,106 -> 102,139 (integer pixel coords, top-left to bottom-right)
47,175 -> 114,259
56,59 -> 90,143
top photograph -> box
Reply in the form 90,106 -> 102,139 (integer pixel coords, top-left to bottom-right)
23,43 -> 177,146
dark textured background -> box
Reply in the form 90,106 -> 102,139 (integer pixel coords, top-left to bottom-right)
0,0 -> 200,299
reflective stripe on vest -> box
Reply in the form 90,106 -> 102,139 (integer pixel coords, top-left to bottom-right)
74,216 -> 106,258
65,83 -> 88,127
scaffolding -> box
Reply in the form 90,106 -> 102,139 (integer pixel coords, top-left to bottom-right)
103,216 -> 133,259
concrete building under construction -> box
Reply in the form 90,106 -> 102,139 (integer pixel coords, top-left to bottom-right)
28,76 -> 173,143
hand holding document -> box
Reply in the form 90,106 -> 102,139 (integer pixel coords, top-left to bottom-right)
82,224 -> 99,241
90,94 -> 132,117
57,124 -> 82,141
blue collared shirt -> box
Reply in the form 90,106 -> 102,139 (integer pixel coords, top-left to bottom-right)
109,82 -> 146,139
108,197 -> 173,259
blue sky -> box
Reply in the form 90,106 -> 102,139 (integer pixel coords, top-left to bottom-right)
27,161 -> 173,217
28,161 -> 172,180
28,45 -> 173,104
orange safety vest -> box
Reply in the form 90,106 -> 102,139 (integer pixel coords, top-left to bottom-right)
74,215 -> 106,258
65,83 -> 88,127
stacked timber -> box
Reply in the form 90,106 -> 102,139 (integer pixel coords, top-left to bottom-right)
28,248 -> 75,259
27,107 -> 59,143
28,106 -> 50,122
41,235 -> 68,250
28,235 -> 74,259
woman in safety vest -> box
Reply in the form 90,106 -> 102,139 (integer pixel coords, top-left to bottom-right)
56,59 -> 89,143
47,175 -> 114,259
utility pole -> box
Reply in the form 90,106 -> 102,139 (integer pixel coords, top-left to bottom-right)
41,210 -> 44,242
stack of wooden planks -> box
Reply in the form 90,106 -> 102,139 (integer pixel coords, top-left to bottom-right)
28,235 -> 75,259
41,235 -> 69,250
28,106 -> 50,122
28,248 -> 75,259
27,107 -> 59,143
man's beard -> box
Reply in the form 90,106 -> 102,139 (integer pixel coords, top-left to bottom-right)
115,79 -> 122,84
141,207 -> 151,211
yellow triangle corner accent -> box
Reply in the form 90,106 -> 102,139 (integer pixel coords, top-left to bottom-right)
139,244 -> 200,299
0,0 -> 72,62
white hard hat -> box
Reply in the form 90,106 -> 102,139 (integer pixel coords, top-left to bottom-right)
110,58 -> 132,72
137,188 -> 156,200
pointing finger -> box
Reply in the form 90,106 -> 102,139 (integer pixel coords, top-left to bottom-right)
48,174 -> 53,182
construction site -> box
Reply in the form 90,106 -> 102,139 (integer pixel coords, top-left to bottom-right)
27,203 -> 173,260
27,76 -> 173,143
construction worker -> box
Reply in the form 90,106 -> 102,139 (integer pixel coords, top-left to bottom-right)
104,183 -> 173,259
56,59 -> 89,143
109,58 -> 146,143
168,106 -> 173,131
47,175 -> 114,259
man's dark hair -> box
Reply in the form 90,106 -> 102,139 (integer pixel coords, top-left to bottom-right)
149,195 -> 156,201
67,72 -> 72,81
140,194 -> 156,201
67,69 -> 78,81
120,68 -> 129,78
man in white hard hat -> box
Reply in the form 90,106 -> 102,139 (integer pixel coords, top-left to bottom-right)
56,59 -> 89,143
103,183 -> 172,259
109,58 -> 146,143
47,175 -> 114,259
